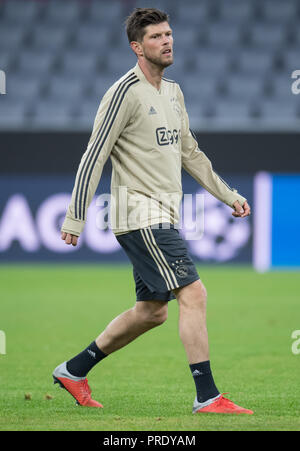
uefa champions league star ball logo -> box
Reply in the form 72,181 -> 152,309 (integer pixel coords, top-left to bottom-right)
184,190 -> 251,262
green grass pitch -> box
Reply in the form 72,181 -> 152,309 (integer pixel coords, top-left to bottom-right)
0,264 -> 299,431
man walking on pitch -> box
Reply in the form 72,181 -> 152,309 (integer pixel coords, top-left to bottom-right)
53,8 -> 253,414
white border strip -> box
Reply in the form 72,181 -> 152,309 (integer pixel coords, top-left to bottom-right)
253,172 -> 272,272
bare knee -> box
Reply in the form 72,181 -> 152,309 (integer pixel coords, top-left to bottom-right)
175,280 -> 207,311
134,301 -> 168,327
147,309 -> 168,326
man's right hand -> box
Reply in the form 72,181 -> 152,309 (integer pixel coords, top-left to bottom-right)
61,232 -> 78,246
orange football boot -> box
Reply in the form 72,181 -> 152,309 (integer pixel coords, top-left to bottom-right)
53,362 -> 103,408
193,393 -> 253,414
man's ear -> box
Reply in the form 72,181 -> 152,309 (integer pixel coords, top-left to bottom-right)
130,41 -> 143,57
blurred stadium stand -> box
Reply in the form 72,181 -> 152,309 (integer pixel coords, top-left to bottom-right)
0,0 -> 299,131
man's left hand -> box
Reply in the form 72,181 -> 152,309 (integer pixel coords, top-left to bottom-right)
232,200 -> 251,218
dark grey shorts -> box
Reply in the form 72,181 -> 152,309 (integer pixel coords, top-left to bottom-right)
116,224 -> 200,302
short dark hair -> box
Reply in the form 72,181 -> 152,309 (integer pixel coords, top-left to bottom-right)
125,8 -> 170,43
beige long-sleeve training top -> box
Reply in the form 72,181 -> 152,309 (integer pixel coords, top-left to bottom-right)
61,63 -> 246,237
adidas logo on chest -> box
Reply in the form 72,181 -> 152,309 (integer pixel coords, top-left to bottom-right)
148,106 -> 157,115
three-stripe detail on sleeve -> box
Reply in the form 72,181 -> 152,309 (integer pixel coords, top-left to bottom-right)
214,169 -> 236,192
191,128 -> 236,195
74,73 -> 139,220
140,227 -> 179,291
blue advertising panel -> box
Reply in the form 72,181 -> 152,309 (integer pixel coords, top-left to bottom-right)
272,175 -> 300,267
253,173 -> 300,270
0,174 -> 253,263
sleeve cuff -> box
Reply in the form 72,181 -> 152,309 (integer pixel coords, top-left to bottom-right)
227,190 -> 247,208
61,215 -> 85,237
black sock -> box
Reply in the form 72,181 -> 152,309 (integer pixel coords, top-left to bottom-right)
189,360 -> 220,403
66,341 -> 107,377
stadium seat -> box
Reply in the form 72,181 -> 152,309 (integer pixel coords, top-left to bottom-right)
225,75 -> 265,100
261,0 -> 298,23
218,0 -> 254,22
182,75 -> 219,102
0,51 -> 13,73
0,25 -> 27,52
236,49 -> 275,74
194,49 -> 232,75
172,27 -> 199,52
283,48 -> 300,73
206,23 -> 242,49
259,99 -> 299,123
176,2 -> 210,24
91,75 -> 116,101
44,0 -> 81,25
76,99 -> 101,129
106,49 -> 138,78
74,24 -> 112,51
1,0 -> 38,25
0,98 -> 28,128
7,75 -> 43,101
31,100 -> 75,129
271,75 -> 297,98
163,58 -> 191,84
17,50 -> 56,76
86,0 -> 122,25
46,77 -> 85,102
249,23 -> 287,48
135,0 -> 177,17
59,50 -> 99,77
29,24 -> 70,51
185,101 -> 211,130
118,35 -> 133,53
213,99 -> 253,120
289,25 -> 300,47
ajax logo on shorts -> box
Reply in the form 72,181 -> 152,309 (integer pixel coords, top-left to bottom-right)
171,259 -> 188,278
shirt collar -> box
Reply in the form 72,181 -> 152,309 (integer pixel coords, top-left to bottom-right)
134,62 -> 163,94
